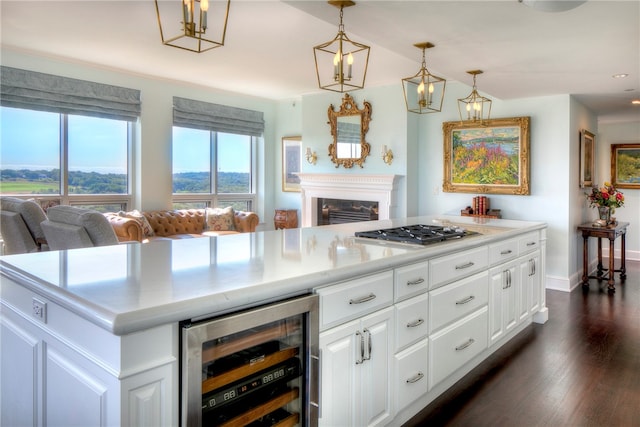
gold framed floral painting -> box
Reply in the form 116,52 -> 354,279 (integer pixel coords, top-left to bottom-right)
611,143 -> 640,189
579,129 -> 595,188
443,116 -> 530,195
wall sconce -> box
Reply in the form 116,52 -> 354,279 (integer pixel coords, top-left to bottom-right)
381,145 -> 393,165
306,147 -> 317,165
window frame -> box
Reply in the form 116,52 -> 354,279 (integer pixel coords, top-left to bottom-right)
172,127 -> 257,212
0,106 -> 134,212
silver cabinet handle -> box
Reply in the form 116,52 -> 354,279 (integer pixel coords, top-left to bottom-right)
500,249 -> 513,255
363,328 -> 372,361
406,372 -> 424,384
349,293 -> 376,305
455,295 -> 475,305
406,318 -> 424,328
310,352 -> 321,417
455,338 -> 475,351
530,258 -> 536,276
407,278 -> 425,286
355,331 -> 364,364
527,242 -> 536,247
503,270 -> 509,289
455,261 -> 475,270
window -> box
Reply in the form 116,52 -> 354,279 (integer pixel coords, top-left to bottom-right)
172,126 -> 255,211
0,66 -> 140,212
0,106 -> 132,212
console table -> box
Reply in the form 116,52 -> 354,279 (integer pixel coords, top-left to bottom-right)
577,221 -> 628,292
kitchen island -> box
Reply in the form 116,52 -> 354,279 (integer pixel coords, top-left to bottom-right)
1,215 -> 547,426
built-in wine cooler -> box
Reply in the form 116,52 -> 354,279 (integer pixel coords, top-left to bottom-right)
180,294 -> 319,427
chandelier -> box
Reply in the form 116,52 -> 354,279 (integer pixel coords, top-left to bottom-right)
402,42 -> 446,114
154,0 -> 230,53
313,1 -> 370,93
457,70 -> 492,123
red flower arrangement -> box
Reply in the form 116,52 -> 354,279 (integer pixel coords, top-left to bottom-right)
586,182 -> 625,213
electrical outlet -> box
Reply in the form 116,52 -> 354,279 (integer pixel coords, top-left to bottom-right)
32,298 -> 47,323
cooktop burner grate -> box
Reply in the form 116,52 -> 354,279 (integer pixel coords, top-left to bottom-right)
355,224 -> 478,245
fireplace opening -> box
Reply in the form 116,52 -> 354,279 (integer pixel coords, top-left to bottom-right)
317,198 -> 379,225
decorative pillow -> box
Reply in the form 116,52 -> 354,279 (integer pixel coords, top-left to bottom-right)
119,210 -> 155,237
205,206 -> 236,231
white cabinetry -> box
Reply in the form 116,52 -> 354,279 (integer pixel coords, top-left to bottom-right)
489,259 -> 519,345
0,278 -> 176,427
317,271 -> 395,427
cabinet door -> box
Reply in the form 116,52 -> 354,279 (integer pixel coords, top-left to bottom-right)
489,262 -> 518,345
360,307 -> 394,427
319,319 -> 360,427
519,251 -> 541,316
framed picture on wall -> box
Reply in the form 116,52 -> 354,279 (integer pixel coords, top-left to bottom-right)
442,116 -> 531,195
282,136 -> 302,192
579,129 -> 595,188
611,143 -> 640,189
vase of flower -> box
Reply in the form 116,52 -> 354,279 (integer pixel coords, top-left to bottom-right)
586,182 -> 625,226
598,206 -> 611,224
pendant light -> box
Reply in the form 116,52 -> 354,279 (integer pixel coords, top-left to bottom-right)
402,42 -> 447,114
457,70 -> 492,123
313,1 -> 370,93
155,0 -> 230,53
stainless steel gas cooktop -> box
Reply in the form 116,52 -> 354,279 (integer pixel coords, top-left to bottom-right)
354,224 -> 478,245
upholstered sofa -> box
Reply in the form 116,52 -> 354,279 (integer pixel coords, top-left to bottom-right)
105,207 -> 259,243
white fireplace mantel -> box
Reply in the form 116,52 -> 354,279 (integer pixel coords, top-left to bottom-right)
297,173 -> 400,227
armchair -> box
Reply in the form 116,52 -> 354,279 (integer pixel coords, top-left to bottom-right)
0,197 -> 48,254
41,205 -> 120,250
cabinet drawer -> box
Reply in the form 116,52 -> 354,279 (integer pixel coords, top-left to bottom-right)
429,271 -> 489,333
316,271 -> 394,330
429,246 -> 488,289
488,238 -> 519,266
394,339 -> 428,413
395,293 -> 429,351
394,261 -> 429,302
429,307 -> 488,388
518,231 -> 540,255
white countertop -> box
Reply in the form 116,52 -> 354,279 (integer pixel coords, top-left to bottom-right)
0,215 -> 545,335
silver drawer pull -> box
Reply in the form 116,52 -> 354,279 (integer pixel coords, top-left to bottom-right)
407,278 -> 425,286
455,262 -> 475,270
455,295 -> 475,305
349,293 -> 376,305
406,372 -> 424,384
455,338 -> 475,351
527,242 -> 536,247
500,249 -> 513,255
406,318 -> 424,328
355,331 -> 364,364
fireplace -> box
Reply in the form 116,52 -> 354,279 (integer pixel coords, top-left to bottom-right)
297,174 -> 399,227
317,198 -> 379,225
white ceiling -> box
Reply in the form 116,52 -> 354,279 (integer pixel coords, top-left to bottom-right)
1,0 -> 639,123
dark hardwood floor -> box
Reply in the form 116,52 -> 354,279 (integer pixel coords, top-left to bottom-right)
404,259 -> 640,427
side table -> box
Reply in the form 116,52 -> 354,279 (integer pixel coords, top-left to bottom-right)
274,209 -> 298,229
577,221 -> 628,292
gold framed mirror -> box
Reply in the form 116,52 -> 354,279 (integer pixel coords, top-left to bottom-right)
328,93 -> 372,168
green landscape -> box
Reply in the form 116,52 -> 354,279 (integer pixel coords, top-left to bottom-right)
0,169 -> 250,194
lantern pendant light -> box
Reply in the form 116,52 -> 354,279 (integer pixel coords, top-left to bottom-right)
402,42 -> 447,114
458,70 -> 492,124
313,1 -> 370,93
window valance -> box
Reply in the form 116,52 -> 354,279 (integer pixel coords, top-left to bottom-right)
173,96 -> 264,137
0,66 -> 141,121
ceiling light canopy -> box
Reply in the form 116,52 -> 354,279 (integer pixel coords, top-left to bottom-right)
313,1 -> 370,93
155,0 -> 230,53
402,42 -> 447,114
458,70 -> 492,124
519,0 -> 587,13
